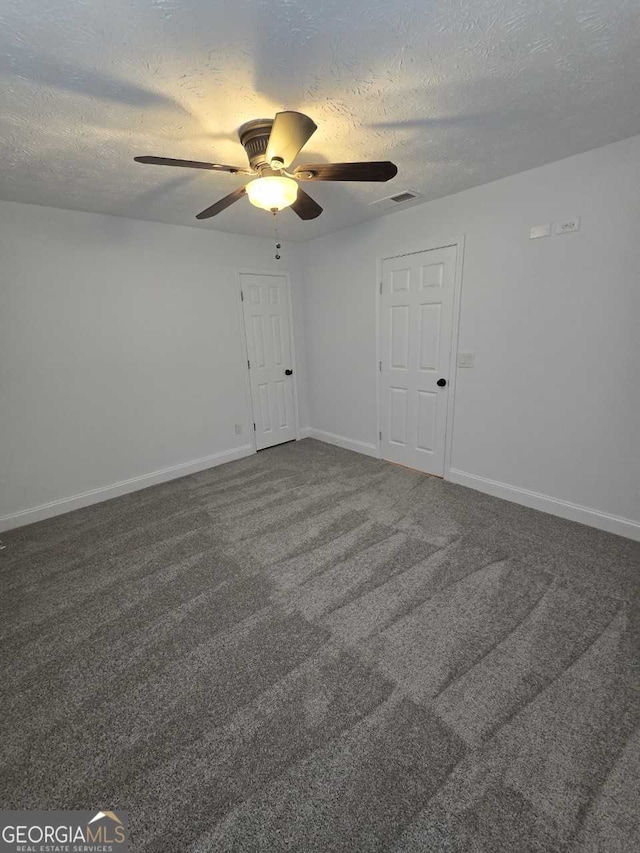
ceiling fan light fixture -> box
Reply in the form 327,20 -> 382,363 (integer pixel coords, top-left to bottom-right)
134,110 -> 397,221
246,176 -> 298,212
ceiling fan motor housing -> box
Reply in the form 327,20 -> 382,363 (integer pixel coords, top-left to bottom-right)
238,119 -> 274,171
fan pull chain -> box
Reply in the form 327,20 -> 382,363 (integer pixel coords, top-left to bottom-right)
272,209 -> 282,260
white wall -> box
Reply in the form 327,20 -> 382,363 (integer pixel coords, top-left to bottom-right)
0,200 -> 308,528
303,135 -> 640,539
3,135 -> 639,539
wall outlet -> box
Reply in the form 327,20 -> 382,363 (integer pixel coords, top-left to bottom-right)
530,223 -> 551,239
556,217 -> 580,234
458,352 -> 475,368
234,424 -> 243,435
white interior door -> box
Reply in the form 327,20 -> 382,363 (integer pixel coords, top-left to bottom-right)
380,245 -> 457,476
240,272 -> 297,450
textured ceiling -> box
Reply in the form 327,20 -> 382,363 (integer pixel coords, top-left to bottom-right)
1,0 -> 639,242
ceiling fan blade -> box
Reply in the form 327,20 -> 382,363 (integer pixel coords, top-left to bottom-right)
265,111 -> 317,168
291,187 -> 323,220
195,185 -> 247,219
134,156 -> 245,173
294,161 -> 398,182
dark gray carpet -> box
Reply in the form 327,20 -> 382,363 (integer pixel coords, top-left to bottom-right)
1,438 -> 639,852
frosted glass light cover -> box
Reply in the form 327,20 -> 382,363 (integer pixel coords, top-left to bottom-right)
246,176 -> 299,211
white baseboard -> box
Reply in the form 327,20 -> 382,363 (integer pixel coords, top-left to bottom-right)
447,468 -> 640,542
0,444 -> 256,533
307,428 -> 379,459
298,427 -> 311,439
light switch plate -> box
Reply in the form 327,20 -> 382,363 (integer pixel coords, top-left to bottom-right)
530,223 -> 551,239
556,217 -> 580,234
458,352 -> 475,368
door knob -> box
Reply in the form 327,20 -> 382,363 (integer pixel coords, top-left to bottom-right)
437,378 -> 447,387
285,369 -> 293,376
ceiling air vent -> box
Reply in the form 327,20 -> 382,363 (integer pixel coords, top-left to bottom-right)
369,189 -> 422,212
389,191 -> 418,203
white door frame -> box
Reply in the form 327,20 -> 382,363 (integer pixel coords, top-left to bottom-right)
235,268 -> 301,450
375,236 -> 465,479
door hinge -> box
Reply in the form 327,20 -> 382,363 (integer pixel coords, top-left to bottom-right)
379,361 -> 382,372
240,290 -> 244,301
379,281 -> 383,295
253,422 -> 256,431
247,359 -> 250,369
379,431 -> 382,440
